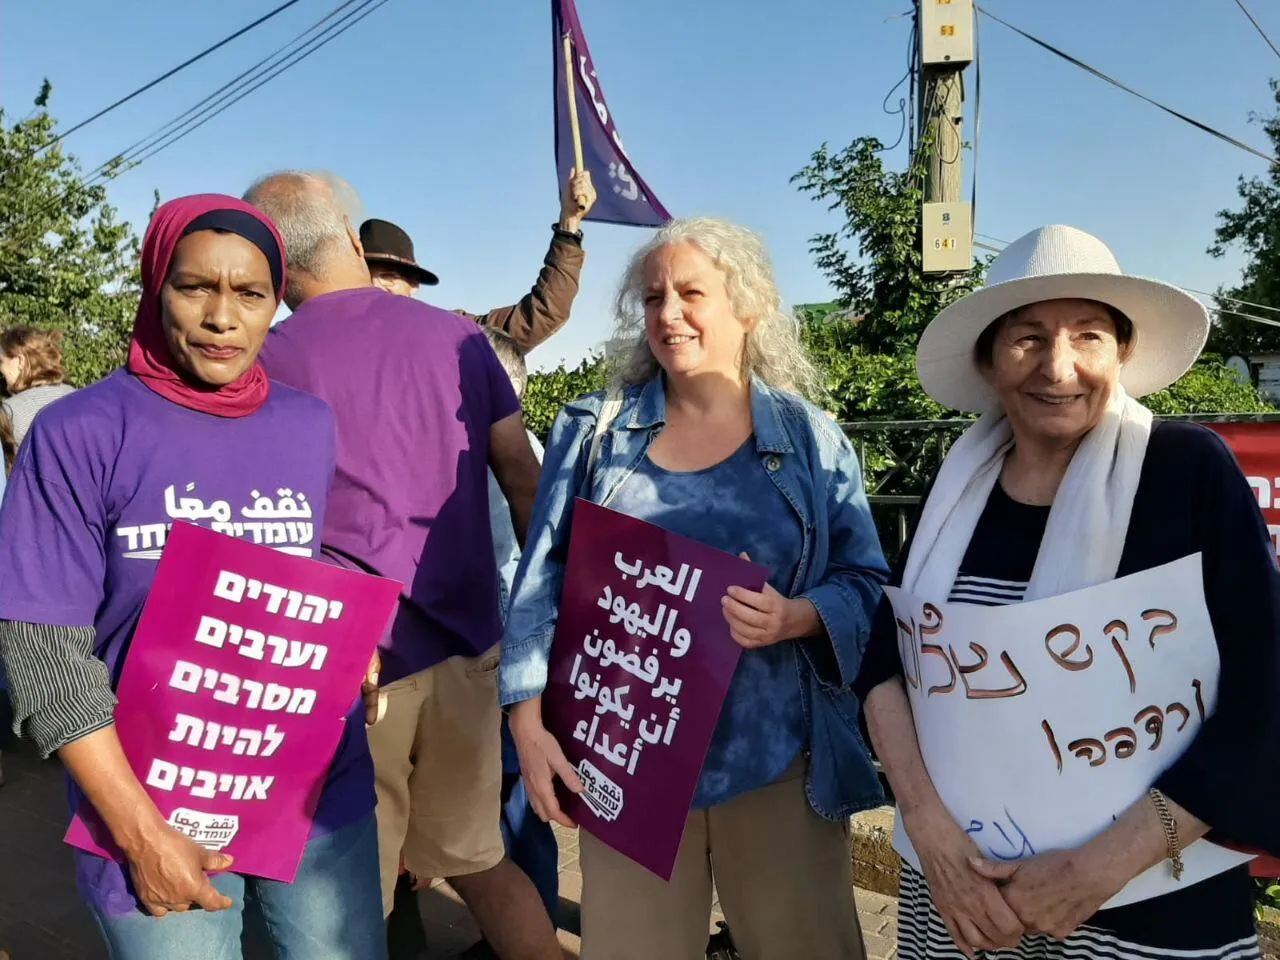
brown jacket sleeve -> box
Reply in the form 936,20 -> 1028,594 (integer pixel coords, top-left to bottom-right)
455,228 -> 585,354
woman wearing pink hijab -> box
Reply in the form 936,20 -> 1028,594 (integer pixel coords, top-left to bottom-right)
0,195 -> 383,959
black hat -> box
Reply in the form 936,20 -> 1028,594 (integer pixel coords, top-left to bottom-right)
359,219 -> 439,286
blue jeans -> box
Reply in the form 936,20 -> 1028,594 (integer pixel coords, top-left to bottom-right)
89,813 -> 384,960
500,719 -> 558,922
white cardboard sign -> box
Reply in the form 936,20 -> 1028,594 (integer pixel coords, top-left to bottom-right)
886,554 -> 1251,908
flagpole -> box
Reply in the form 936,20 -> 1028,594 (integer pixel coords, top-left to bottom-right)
561,32 -> 585,174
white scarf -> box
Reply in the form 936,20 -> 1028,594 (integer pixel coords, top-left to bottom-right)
901,386 -> 1153,602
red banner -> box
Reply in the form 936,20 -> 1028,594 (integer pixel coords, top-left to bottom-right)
1207,423 -> 1280,564
1207,422 -> 1280,877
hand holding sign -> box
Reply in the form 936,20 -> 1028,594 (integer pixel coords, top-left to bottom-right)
721,552 -> 816,650
903,803 -> 1023,958
129,821 -> 235,918
510,696 -> 584,829
970,850 -> 1115,942
362,650 -> 382,726
65,524 -> 402,883
59,726 -> 236,919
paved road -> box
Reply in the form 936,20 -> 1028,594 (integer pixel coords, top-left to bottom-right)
0,739 -> 898,959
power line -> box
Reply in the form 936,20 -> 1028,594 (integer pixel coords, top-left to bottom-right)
92,0 -> 381,184
975,5 -> 1277,165
1213,306 -> 1280,330
1229,0 -> 1280,60
1185,288 -> 1280,316
878,11 -> 917,153
26,0 -> 387,225
43,0 -> 307,151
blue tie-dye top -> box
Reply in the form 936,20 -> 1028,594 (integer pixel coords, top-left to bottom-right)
607,436 -> 805,808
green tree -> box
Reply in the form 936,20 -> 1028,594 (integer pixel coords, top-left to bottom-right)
0,83 -> 143,386
522,354 -> 607,440
792,137 -> 983,355
1208,78 -> 1280,359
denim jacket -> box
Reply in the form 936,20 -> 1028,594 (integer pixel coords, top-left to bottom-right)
499,375 -> 888,820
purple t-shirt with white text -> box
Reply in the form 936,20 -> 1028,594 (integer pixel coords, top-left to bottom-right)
0,370 -> 374,914
260,288 -> 520,682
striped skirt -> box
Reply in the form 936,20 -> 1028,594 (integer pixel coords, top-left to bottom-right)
898,863 -> 1261,959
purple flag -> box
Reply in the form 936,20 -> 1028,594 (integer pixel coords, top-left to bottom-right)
553,0 -> 671,227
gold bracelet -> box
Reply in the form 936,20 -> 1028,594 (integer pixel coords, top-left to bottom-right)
1149,788 -> 1184,881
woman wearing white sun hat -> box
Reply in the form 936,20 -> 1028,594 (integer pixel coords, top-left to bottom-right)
853,224 -> 1280,959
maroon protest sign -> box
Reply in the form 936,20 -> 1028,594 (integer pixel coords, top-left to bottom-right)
544,500 -> 766,880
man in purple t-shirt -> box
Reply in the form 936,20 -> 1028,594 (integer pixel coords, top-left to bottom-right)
246,171 -> 559,960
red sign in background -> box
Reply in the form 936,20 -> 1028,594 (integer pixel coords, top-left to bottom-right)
1208,422 -> 1280,877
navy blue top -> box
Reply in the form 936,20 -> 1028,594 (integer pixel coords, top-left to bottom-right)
609,436 -> 806,807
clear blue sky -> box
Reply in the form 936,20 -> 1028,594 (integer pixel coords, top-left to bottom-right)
2,0 -> 1277,370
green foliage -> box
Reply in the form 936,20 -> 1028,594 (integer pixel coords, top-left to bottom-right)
796,302 -> 947,424
797,302 -> 959,514
523,353 -> 607,440
1255,878 -> 1280,920
1208,78 -> 1280,358
0,83 -> 142,387
791,137 -> 983,354
1144,355 -> 1274,415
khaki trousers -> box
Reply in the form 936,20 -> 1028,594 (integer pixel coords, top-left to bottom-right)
366,648 -> 505,917
578,760 -> 866,960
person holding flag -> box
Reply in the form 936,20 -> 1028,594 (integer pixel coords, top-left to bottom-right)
360,170 -> 598,354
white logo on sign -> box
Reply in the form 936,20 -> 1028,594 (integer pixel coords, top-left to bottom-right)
167,807 -> 240,851
577,758 -> 624,822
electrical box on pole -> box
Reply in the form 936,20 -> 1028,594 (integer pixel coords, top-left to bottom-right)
920,0 -> 974,65
922,202 -> 973,273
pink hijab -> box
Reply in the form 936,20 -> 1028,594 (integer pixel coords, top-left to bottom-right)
127,194 -> 285,418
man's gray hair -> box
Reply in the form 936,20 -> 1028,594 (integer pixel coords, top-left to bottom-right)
243,170 -> 364,304
482,327 -> 528,399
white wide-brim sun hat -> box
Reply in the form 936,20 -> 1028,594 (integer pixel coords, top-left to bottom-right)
916,224 -> 1211,413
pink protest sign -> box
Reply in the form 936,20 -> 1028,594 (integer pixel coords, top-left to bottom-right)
65,522 -> 400,882
544,500 -> 766,880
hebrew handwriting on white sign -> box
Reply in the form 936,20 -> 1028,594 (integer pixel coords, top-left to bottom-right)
884,554 -> 1250,910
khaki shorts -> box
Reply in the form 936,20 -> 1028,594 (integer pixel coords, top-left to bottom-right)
578,759 -> 865,960
367,647 -> 505,916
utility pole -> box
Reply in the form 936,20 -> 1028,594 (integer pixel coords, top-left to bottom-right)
918,0 -> 973,273
923,71 -> 964,205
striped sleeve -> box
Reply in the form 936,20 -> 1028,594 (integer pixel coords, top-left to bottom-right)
0,620 -> 115,757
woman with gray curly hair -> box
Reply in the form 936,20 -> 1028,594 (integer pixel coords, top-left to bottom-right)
499,217 -> 889,959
